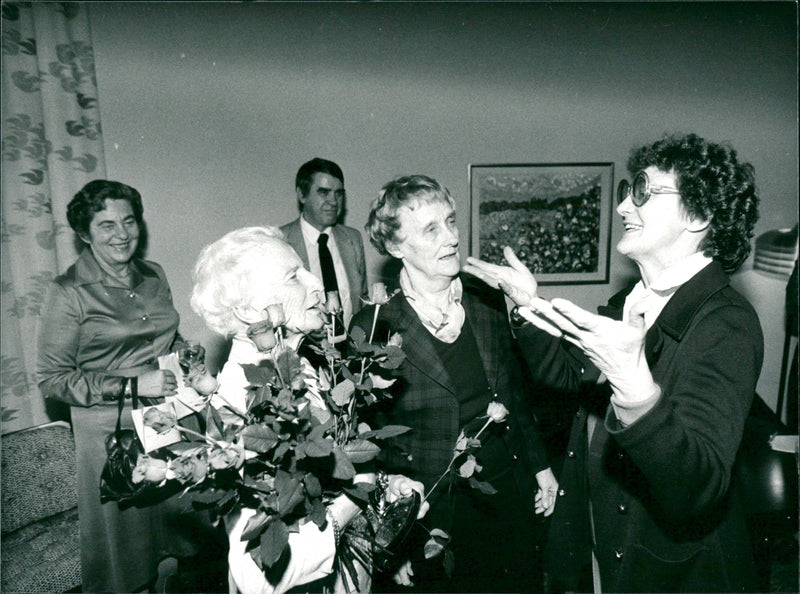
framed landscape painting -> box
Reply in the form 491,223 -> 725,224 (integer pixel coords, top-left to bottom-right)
469,162 -> 614,285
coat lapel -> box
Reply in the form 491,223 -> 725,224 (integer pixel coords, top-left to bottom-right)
282,219 -> 310,269
332,226 -> 359,302
462,289 -> 500,391
600,262 -> 729,369
384,294 -> 455,394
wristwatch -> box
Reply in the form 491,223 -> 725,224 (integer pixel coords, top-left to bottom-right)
509,305 -> 528,328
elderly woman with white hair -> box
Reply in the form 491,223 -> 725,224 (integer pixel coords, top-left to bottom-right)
189,226 -> 427,594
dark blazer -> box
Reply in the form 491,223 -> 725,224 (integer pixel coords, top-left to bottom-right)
280,218 -> 368,317
517,261 -> 763,593
350,275 -> 550,532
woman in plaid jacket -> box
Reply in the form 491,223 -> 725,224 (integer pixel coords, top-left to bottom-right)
351,175 -> 557,593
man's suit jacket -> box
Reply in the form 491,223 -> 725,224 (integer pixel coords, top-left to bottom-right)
350,274 -> 550,532
517,261 -> 763,593
280,218 -> 368,318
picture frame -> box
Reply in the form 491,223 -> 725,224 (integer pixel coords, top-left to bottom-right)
469,162 -> 614,285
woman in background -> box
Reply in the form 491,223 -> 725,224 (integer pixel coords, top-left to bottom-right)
37,180 -> 203,592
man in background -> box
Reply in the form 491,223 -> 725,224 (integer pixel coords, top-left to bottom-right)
281,158 -> 368,327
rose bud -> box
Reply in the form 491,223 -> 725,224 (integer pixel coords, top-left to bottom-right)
247,319 -> 277,352
369,282 -> 390,305
132,455 -> 168,484
325,291 -> 342,314
266,304 -> 286,328
387,332 -> 403,348
168,453 -> 209,483
209,443 -> 245,470
486,401 -> 509,423
186,365 -> 218,395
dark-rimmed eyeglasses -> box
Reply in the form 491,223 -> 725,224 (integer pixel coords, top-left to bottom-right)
617,171 -> 680,207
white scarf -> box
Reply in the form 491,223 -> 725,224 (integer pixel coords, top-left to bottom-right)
623,252 -> 713,329
399,269 -> 465,343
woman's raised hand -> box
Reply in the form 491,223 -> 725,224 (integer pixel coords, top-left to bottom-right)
464,246 -> 539,307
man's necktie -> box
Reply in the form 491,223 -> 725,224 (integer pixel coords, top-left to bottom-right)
318,233 -> 339,296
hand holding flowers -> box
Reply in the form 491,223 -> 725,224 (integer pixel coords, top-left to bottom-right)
129,284 -> 419,590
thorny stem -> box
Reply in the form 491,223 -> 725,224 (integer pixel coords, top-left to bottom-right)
423,416 -> 493,503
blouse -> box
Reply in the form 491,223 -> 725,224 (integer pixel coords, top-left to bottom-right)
37,249 -> 180,406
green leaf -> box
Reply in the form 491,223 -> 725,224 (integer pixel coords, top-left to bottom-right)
303,436 -> 334,458
275,470 -> 305,516
380,345 -> 405,369
240,510 -> 270,541
204,405 -> 225,441
258,519 -> 289,568
342,439 -> 380,463
332,447 -> 356,480
342,483 -> 372,504
356,375 -> 373,392
241,423 -> 279,453
248,384 -> 273,411
458,455 -> 478,478
367,372 -> 396,389
303,473 -> 322,498
443,549 -> 455,578
309,498 -> 327,527
357,341 -> 380,355
273,441 -> 291,461
340,365 -> 358,383
242,363 -> 276,387
349,325 -> 367,347
331,378 -> 355,407
429,528 -> 450,541
275,349 -> 303,387
359,425 -> 412,440
424,537 -> 445,559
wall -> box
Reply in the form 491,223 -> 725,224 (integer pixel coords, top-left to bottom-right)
87,1 -> 798,411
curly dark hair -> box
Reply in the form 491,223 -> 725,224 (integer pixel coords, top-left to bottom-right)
627,133 -> 759,273
66,180 -> 144,239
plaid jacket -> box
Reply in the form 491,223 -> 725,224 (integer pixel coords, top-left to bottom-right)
350,274 -> 550,532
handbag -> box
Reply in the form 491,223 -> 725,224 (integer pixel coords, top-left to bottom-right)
99,379 -> 179,509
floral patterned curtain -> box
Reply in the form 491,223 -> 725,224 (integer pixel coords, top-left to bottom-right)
2,2 -> 105,434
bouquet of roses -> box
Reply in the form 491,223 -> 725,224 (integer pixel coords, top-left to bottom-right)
129,284 -> 412,586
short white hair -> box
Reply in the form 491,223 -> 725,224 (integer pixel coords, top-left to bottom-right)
190,226 -> 286,336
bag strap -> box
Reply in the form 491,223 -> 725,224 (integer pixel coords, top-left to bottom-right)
114,377 -> 140,437
130,376 -> 139,410
114,378 -> 127,436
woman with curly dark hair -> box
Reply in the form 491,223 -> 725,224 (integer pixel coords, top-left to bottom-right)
465,133 -> 763,592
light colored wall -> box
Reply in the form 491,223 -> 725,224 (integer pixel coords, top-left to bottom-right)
88,2 -> 797,411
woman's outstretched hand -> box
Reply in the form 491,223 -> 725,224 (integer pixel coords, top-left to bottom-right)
464,246 -> 539,307
522,297 -> 658,404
